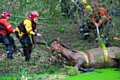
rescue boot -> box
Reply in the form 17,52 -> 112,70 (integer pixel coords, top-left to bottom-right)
80,67 -> 94,72
25,53 -> 31,61
85,35 -> 92,42
12,47 -> 18,52
7,51 -> 14,59
7,54 -> 14,59
25,57 -> 30,61
7,56 -> 14,59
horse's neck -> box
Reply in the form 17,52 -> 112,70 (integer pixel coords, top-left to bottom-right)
60,47 -> 73,61
61,47 -> 73,55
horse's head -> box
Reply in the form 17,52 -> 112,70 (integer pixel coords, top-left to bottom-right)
50,38 -> 70,56
50,39 -> 61,55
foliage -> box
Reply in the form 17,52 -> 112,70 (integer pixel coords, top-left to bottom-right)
0,0 -> 60,27
47,40 -> 51,46
57,27 -> 65,33
0,76 -> 17,80
33,48 -> 40,53
116,52 -> 120,59
0,57 -> 64,79
60,66 -> 80,76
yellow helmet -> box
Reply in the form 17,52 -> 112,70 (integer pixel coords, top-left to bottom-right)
82,0 -> 87,4
86,5 -> 93,11
71,0 -> 87,4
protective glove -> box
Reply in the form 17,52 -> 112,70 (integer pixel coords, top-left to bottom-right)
37,33 -> 42,37
13,29 -> 17,34
35,28 -> 38,32
95,23 -> 99,27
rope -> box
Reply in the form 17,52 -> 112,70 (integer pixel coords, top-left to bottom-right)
40,36 -> 49,48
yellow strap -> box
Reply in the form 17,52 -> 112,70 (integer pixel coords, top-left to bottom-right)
114,37 -> 120,40
74,50 -> 89,67
82,0 -> 87,4
84,33 -> 89,36
86,5 -> 93,11
99,38 -> 108,66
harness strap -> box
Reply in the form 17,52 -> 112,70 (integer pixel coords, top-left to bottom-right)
103,47 -> 108,66
73,50 -> 89,67
114,37 -> 120,40
99,38 -> 108,66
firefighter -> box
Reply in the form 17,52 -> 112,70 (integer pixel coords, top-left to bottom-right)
69,0 -> 93,42
92,1 -> 111,46
0,11 -> 17,59
79,4 -> 93,42
16,11 -> 41,61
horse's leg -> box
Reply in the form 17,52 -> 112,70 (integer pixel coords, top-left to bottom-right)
80,67 -> 94,72
75,58 -> 94,72
55,54 -> 69,66
54,54 -> 63,65
74,58 -> 85,70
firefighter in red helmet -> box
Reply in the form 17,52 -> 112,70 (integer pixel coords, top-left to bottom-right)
16,11 -> 41,61
0,11 -> 17,59
92,1 -> 111,46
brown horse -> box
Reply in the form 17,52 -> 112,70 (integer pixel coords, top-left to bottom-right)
50,39 -> 120,72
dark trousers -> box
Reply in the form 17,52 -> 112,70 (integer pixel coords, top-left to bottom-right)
0,34 -> 16,59
19,35 -> 32,61
79,25 -> 92,42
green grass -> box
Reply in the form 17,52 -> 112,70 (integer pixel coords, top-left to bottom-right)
60,68 -> 120,80
1,68 -> 119,80
0,76 -> 17,80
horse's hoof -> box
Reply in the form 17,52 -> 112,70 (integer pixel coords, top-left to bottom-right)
88,68 -> 94,72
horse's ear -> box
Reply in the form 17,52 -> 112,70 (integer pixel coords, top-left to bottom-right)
57,38 -> 60,42
57,38 -> 60,44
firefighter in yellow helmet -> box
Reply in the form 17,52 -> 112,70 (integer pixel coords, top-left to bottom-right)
16,11 -> 41,61
79,3 -> 93,42
69,0 -> 93,42
68,0 -> 92,19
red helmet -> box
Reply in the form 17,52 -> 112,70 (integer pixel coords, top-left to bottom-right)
29,11 -> 39,20
93,1 -> 98,7
1,11 -> 10,18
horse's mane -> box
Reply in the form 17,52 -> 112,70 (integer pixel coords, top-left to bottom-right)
50,39 -> 76,52
50,39 -> 70,49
